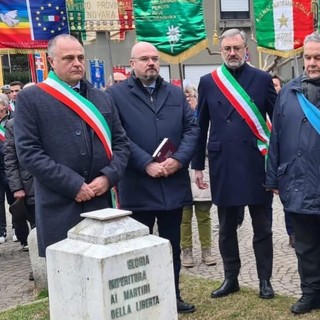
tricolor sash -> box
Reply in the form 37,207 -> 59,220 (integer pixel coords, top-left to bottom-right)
38,71 -> 119,207
0,125 -> 5,141
211,65 -> 271,156
297,92 -> 320,135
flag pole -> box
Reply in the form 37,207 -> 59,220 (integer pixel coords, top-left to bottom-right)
0,55 -> 4,86
105,32 -> 115,84
178,63 -> 184,90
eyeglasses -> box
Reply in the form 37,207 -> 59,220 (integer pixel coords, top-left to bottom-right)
131,56 -> 160,63
221,46 -> 246,54
186,94 -> 196,99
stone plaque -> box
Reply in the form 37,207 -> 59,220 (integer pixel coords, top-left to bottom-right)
46,208 -> 178,320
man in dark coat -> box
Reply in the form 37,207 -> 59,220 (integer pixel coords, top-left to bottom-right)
192,29 -> 277,299
14,34 -> 130,257
266,32 -> 320,315
108,42 -> 199,314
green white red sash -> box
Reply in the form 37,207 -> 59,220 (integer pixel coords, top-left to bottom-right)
211,64 -> 270,156
38,71 -> 119,207
38,71 -> 112,159
0,125 -> 5,141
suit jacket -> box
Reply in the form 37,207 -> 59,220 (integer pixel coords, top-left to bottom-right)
14,79 -> 130,256
192,63 -> 276,206
108,75 -> 199,211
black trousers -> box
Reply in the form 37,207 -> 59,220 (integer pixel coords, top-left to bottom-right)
131,208 -> 183,299
290,212 -> 320,294
13,203 -> 36,245
218,204 -> 273,280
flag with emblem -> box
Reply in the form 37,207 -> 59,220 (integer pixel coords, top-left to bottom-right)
0,0 -> 69,52
253,0 -> 314,57
35,53 -> 48,82
133,0 -> 207,63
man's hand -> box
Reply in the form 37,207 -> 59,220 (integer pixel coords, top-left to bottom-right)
145,162 -> 168,178
75,183 -> 96,202
14,190 -> 26,199
161,158 -> 182,176
195,170 -> 208,189
88,176 -> 110,196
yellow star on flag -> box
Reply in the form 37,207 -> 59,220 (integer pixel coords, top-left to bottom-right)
278,14 -> 289,28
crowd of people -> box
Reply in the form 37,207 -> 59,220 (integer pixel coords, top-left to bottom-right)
1,28 -> 320,316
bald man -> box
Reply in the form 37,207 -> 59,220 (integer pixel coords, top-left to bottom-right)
108,42 -> 199,314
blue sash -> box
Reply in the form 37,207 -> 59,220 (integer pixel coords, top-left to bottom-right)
296,92 -> 320,135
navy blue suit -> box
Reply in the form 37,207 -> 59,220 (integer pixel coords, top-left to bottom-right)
193,63 -> 277,280
108,74 -> 199,299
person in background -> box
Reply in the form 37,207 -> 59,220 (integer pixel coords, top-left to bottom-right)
106,72 -> 127,89
181,83 -> 216,268
1,85 -> 11,99
4,82 -> 36,252
14,34 -> 130,258
9,81 -> 24,115
108,41 -> 199,314
0,93 -> 15,244
271,75 -> 295,249
266,32 -> 320,314
192,28 -> 276,300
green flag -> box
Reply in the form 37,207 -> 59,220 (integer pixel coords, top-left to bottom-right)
133,0 -> 208,63
253,0 -> 314,57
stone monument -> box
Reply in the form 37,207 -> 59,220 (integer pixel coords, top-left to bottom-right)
46,208 -> 178,320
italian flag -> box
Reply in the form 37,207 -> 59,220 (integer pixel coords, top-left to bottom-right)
43,15 -> 60,22
0,125 -> 5,142
254,0 -> 314,55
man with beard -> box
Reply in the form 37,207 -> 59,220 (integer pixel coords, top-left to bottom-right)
266,32 -> 320,314
192,29 -> 277,299
108,42 -> 199,314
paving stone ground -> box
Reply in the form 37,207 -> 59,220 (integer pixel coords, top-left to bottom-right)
0,195 -> 301,312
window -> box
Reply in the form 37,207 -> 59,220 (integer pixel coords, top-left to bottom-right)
220,0 -> 250,20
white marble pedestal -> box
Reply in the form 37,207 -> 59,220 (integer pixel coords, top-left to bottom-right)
46,208 -> 177,320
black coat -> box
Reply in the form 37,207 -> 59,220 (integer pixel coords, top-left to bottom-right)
192,63 -> 276,206
14,80 -> 130,256
266,76 -> 320,215
4,119 -> 34,205
108,75 -> 199,211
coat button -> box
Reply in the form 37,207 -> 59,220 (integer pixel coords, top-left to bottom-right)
80,150 -> 86,156
302,118 -> 307,122
297,151 -> 302,156
75,130 -> 81,135
226,119 -> 231,123
83,171 -> 89,176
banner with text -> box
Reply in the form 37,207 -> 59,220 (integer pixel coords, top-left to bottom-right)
0,0 -> 69,52
254,0 -> 314,57
67,0 -> 134,41
133,0 -> 208,63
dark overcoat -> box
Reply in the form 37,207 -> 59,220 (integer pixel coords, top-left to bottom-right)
14,80 -> 130,256
107,75 -> 199,211
192,63 -> 276,206
4,119 -> 34,206
266,76 -> 320,215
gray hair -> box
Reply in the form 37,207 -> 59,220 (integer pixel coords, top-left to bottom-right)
0,93 -> 9,106
48,34 -> 82,57
304,32 -> 320,45
219,28 -> 247,47
184,83 -> 198,99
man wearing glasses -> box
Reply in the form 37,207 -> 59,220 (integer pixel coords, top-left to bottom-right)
192,29 -> 277,300
108,41 -> 199,314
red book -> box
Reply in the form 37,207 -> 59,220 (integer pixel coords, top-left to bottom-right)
152,138 -> 177,162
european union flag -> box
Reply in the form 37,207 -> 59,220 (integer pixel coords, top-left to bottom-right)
29,0 -> 69,41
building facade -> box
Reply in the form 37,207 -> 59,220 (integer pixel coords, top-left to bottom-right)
84,0 -> 307,87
